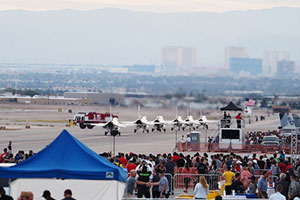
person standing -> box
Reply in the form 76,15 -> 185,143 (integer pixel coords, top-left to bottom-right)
0,148 -> 8,163
194,176 -> 209,199
183,163 -> 191,193
248,176 -> 257,196
288,174 -> 300,200
151,169 -> 160,198
136,165 -> 152,198
197,158 -> 207,175
0,187 -> 13,200
271,160 -> 281,183
236,113 -> 242,128
186,135 -> 191,150
231,173 -> 246,193
257,171 -> 268,199
222,166 -> 235,195
269,184 -> 286,200
152,171 -> 169,198
180,135 -> 187,151
62,189 -> 75,200
42,190 -> 55,200
159,171 -> 169,198
275,173 -> 289,199
125,170 -> 137,197
241,167 -> 251,185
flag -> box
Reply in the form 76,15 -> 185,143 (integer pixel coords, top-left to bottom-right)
244,106 -> 253,115
245,99 -> 255,107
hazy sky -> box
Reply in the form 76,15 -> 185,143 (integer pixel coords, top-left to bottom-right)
0,0 -> 300,12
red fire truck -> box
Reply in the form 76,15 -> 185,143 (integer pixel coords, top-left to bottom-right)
73,112 -> 118,129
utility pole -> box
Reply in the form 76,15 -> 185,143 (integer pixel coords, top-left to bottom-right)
113,134 -> 116,157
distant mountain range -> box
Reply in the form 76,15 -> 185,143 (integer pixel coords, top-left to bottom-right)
0,7 -> 299,66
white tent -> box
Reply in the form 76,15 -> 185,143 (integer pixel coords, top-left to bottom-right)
10,179 -> 125,200
0,130 -> 128,200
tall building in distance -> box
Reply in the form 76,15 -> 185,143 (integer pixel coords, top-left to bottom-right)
263,50 -> 278,76
263,50 -> 290,76
161,46 -> 196,73
230,58 -> 262,76
225,46 -> 247,69
277,60 -> 295,79
280,51 -> 290,61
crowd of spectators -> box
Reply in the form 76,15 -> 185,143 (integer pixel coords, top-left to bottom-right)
0,141 -> 35,164
245,130 -> 291,145
0,188 -> 74,200
4,140 -> 300,199
99,151 -> 300,199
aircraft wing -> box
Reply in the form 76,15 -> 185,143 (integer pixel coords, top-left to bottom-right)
91,122 -> 109,127
279,113 -> 295,128
121,121 -> 137,126
152,121 -> 164,125
292,114 -> 300,128
200,116 -> 218,123
121,123 -> 137,127
190,120 -> 200,125
204,119 -> 218,123
114,121 -> 127,128
178,120 -> 189,125
164,120 -> 177,125
91,120 -> 127,128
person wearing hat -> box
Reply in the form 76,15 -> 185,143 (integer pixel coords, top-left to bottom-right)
62,189 -> 75,200
235,160 -> 242,172
0,187 -> 13,200
42,190 -> 55,200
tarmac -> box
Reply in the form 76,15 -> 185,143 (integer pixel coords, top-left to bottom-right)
0,103 -> 282,155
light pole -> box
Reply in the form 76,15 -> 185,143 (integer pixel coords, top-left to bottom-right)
175,128 -> 178,150
113,134 -> 116,157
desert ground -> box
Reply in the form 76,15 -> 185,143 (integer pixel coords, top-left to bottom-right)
0,103 -> 282,155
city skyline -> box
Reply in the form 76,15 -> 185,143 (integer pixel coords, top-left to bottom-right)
0,0 -> 299,13
0,7 -> 298,68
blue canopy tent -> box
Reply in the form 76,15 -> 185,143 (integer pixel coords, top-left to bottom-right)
0,130 -> 127,199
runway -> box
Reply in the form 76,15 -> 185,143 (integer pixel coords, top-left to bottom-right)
0,103 -> 281,155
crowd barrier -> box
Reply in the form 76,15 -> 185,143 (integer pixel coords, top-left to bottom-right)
177,142 -> 296,153
123,198 -> 268,200
124,171 -> 278,199
174,168 -> 270,177
174,173 -> 221,193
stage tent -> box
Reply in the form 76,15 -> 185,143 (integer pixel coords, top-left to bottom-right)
220,101 -> 243,111
0,130 -> 127,200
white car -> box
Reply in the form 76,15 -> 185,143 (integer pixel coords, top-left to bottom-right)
261,136 -> 280,145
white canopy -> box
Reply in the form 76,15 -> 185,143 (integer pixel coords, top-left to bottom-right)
10,179 -> 125,200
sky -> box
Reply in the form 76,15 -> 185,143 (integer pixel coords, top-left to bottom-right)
0,0 -> 300,12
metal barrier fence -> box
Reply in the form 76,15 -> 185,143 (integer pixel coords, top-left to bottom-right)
174,173 -> 221,194
123,172 -> 278,198
178,142 -> 297,153
123,198 -> 268,200
124,173 -> 174,197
